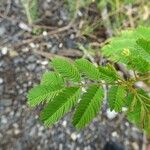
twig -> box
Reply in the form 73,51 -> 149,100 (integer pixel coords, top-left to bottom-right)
14,20 -> 75,48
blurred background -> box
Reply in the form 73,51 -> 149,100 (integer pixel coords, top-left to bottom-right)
0,0 -> 150,149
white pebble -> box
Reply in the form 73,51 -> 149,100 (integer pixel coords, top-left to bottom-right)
29,43 -> 36,48
62,120 -> 67,127
112,131 -> 119,138
41,60 -> 48,65
43,31 -> 48,36
106,109 -> 118,120
71,132 -> 77,141
1,47 -> 8,55
14,129 -> 21,135
59,43 -> 63,48
0,78 -> 3,84
19,22 -> 32,32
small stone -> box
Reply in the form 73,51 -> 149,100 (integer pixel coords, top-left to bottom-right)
0,99 -> 12,106
0,26 -> 6,36
131,142 -> 139,150
1,116 -> 7,124
13,123 -> 19,128
70,34 -> 75,39
41,60 -> 48,65
62,120 -> 67,127
0,78 -> 3,84
112,131 -> 119,138
26,55 -> 37,63
29,43 -> 36,48
71,132 -> 77,141
27,63 -> 36,71
43,31 -> 48,36
1,47 -> 8,55
22,48 -> 29,52
106,109 -> 118,120
59,43 -> 63,48
19,22 -> 32,32
14,129 -> 21,135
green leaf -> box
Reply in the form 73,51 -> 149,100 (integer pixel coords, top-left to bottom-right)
98,65 -> 119,83
52,57 -> 80,82
27,84 -> 63,107
72,85 -> 104,129
102,26 -> 150,73
75,58 -> 100,80
127,90 -> 150,132
136,38 -> 150,55
108,86 -> 126,112
40,87 -> 81,126
41,72 -> 64,86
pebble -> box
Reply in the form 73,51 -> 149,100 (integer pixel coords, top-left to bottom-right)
0,99 -> 12,107
18,22 -> 32,32
1,116 -> 7,124
131,142 -> 139,150
0,26 -> 6,36
71,132 -> 77,141
14,129 -> 21,135
62,120 -> 67,127
41,60 -> 49,65
43,31 -> 48,36
0,78 -> 3,84
26,55 -> 37,63
27,63 -> 36,71
112,131 -> 119,138
106,109 -> 118,120
1,47 -> 8,55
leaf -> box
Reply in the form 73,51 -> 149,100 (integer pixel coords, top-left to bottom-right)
136,38 -> 150,55
108,86 -> 126,112
40,87 -> 81,126
72,85 -> 104,129
41,72 -> 64,86
75,58 -> 100,80
98,65 -> 119,83
27,84 -> 63,107
102,26 -> 150,73
51,57 -> 80,82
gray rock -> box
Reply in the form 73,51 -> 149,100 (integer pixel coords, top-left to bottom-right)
0,26 -> 6,36
27,63 -> 36,71
0,99 -> 12,107
26,55 -> 37,63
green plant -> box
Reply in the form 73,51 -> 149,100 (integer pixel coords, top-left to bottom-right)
27,26 -> 150,135
21,0 -> 38,24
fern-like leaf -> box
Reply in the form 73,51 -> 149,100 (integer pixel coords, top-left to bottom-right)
40,87 -> 81,126
27,84 -> 63,107
75,58 -> 100,80
98,65 -> 119,83
52,57 -> 80,82
108,86 -> 126,112
102,26 -> 150,73
72,85 -> 104,129
41,72 -> 64,86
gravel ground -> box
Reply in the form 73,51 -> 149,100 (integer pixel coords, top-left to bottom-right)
0,0 -> 146,150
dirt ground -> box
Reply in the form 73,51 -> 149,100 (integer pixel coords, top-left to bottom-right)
0,0 -> 148,150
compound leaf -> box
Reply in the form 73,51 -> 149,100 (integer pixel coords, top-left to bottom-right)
75,58 -> 100,80
52,57 -> 81,82
72,85 -> 104,129
108,86 -> 126,112
40,87 -> 81,126
27,84 -> 63,107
